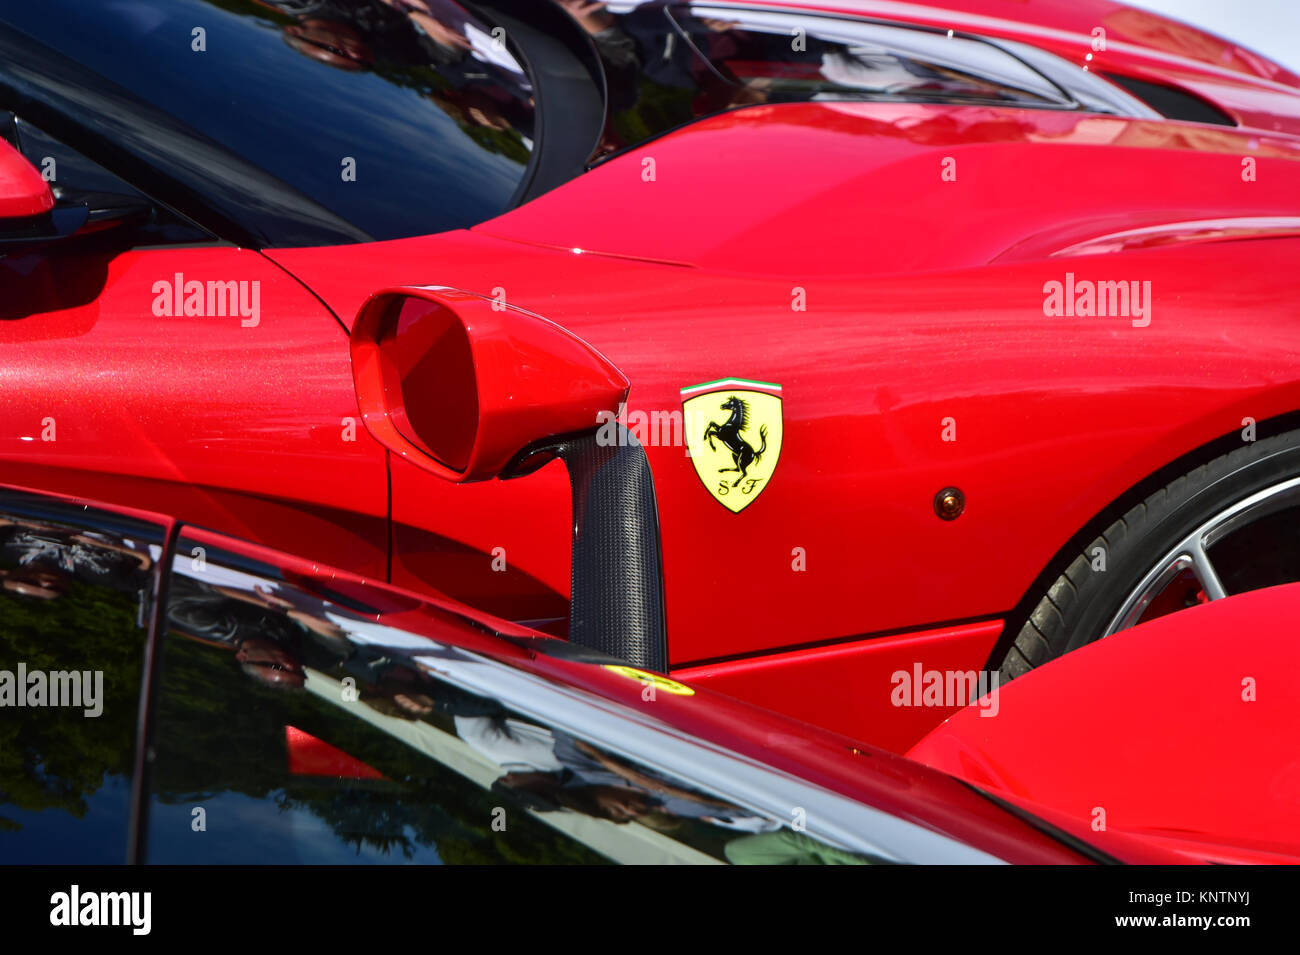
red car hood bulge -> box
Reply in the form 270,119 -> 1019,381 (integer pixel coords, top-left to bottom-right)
907,583 -> 1300,864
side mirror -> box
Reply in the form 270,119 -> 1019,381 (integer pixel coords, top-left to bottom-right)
350,285 -> 667,673
350,286 -> 629,482
0,136 -> 91,248
0,135 -> 54,221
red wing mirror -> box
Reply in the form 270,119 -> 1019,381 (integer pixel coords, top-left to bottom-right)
350,286 -> 629,482
0,138 -> 101,250
0,136 -> 54,221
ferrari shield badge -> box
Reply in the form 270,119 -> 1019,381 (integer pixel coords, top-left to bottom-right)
681,378 -> 783,513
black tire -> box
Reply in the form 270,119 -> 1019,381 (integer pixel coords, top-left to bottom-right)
999,427 -> 1300,681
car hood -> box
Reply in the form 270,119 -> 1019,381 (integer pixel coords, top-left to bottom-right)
907,583 -> 1300,864
476,0 -> 1300,275
477,98 -> 1300,279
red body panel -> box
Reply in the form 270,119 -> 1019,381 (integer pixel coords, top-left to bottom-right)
0,137 -> 53,218
263,88 -> 1300,736
0,247 -> 389,580
269,212 -> 1300,669
478,103 -> 1300,278
908,584 -> 1300,864
8,0 -> 1300,759
676,620 -> 1003,753
388,453 -> 572,623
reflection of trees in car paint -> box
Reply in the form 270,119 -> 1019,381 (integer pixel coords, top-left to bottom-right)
242,0 -> 536,163
0,0 -> 535,242
0,514 -> 153,860
149,562 -> 863,864
0,494 -> 880,862
149,633 -> 609,863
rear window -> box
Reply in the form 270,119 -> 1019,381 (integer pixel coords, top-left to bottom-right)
0,0 -> 536,244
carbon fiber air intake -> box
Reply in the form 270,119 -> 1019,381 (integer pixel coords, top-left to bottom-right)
506,424 -> 667,672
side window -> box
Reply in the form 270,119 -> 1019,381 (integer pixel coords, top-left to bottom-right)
147,530 -> 875,864
2,112 -> 213,247
0,489 -> 163,863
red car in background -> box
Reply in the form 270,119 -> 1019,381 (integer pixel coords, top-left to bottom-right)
3,0 -> 1300,767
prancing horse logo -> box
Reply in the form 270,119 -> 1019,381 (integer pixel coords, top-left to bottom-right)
704,396 -> 768,487
682,379 -> 783,513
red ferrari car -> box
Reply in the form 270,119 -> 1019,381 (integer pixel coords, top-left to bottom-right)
3,0 -> 1300,762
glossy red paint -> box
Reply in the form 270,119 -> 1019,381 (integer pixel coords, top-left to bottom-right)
351,286 -> 628,482
1041,216 -> 1300,257
270,109 -> 1300,671
0,137 -> 53,218
479,103 -> 1300,277
388,453 -> 572,625
8,0 -> 1300,755
674,620 -> 1003,754
0,246 -> 389,581
285,726 -> 386,780
908,584 -> 1300,864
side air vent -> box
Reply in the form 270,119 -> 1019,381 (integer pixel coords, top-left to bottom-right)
1102,73 -> 1236,126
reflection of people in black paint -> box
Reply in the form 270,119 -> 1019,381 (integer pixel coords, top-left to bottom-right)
0,516 -> 151,603
465,714 -> 773,829
167,573 -> 310,689
165,570 -> 504,710
253,0 -> 535,142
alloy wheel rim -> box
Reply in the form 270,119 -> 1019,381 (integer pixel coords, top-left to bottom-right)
1102,474 -> 1300,637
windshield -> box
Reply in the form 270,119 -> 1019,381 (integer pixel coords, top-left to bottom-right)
0,0 -> 536,244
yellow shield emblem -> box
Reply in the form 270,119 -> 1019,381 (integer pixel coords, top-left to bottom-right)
681,378 -> 783,513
